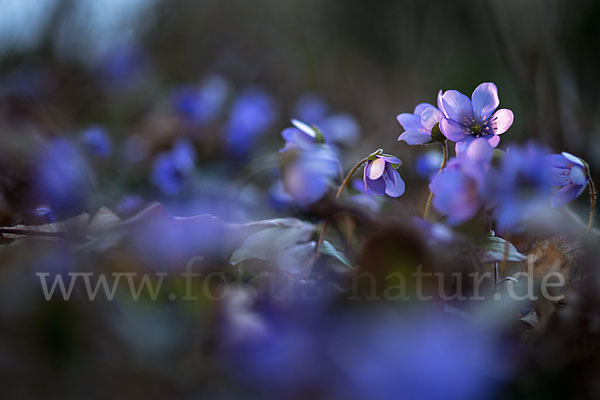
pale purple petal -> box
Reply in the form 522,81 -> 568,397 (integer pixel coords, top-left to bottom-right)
420,107 -> 444,131
465,137 -> 493,162
550,184 -> 584,207
471,82 -> 499,122
488,109 -> 513,134
414,103 -> 435,116
384,168 -> 405,198
291,119 -> 317,138
366,176 -> 386,196
440,117 -> 468,142
442,90 -> 474,125
437,90 -> 446,117
570,165 -> 589,186
487,134 -> 501,148
547,154 -> 571,169
397,113 -> 422,131
377,155 -> 402,165
551,168 -> 570,186
368,158 -> 386,180
455,135 -> 476,154
561,152 -> 585,168
398,130 -> 431,145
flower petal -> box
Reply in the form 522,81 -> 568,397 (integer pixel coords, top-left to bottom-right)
454,135 -> 476,154
442,90 -> 474,125
550,184 -> 585,207
414,103 -> 435,116
291,119 -> 316,138
384,168 -> 405,198
437,90 -> 446,117
420,107 -> 443,131
547,154 -> 571,169
396,113 -> 422,131
487,134 -> 500,148
466,137 -> 493,162
561,152 -> 586,168
398,130 -> 431,145
488,109 -> 513,134
368,157 -> 386,180
570,165 -> 589,186
471,82 -> 499,122
366,176 -> 386,196
440,117 -> 468,142
377,155 -> 402,166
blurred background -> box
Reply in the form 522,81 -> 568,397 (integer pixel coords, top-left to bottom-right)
1,0 -> 600,399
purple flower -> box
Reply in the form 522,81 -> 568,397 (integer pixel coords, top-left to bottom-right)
319,113 -> 361,147
80,125 -> 112,158
32,206 -> 56,224
547,152 -> 589,207
397,102 -> 444,145
151,139 -> 197,196
489,143 -> 553,232
32,138 -> 93,218
280,119 -> 322,152
225,87 -> 278,155
363,155 -> 405,198
171,75 -> 230,126
429,138 -> 493,224
293,94 -> 329,124
439,82 -> 514,153
415,150 -> 443,179
283,147 -> 340,206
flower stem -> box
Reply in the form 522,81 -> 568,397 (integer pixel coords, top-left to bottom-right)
423,140 -> 448,220
588,177 -> 596,232
315,154 -> 374,256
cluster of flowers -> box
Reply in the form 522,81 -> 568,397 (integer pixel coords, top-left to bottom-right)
281,82 -> 593,233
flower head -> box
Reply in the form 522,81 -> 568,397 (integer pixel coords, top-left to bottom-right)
415,150 -> 443,179
171,75 -> 230,126
489,143 -> 553,232
439,82 -> 514,153
429,138 -> 493,224
363,154 -> 405,198
280,119 -> 323,152
151,139 -> 197,196
547,152 -> 590,207
397,102 -> 444,145
80,125 -> 112,158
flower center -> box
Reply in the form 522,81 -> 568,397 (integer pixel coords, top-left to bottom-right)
471,124 -> 482,135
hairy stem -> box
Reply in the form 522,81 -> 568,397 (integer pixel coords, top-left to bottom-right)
423,140 -> 449,219
316,156 -> 371,256
589,178 -> 597,232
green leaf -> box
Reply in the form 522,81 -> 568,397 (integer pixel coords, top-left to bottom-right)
473,236 -> 525,263
320,240 -> 352,268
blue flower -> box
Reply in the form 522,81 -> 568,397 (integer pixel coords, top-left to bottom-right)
397,101 -> 444,145
547,152 -> 590,207
363,155 -> 405,198
225,87 -> 278,155
318,113 -> 361,147
151,139 -> 197,196
489,143 -> 553,232
283,147 -> 340,206
171,75 -> 230,126
439,82 -> 514,153
80,125 -> 112,158
280,119 -> 322,152
415,150 -> 443,179
430,138 -> 493,224
293,94 -> 329,124
32,138 -> 92,218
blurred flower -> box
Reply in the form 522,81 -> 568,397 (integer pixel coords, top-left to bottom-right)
412,217 -> 454,245
225,87 -> 278,155
95,44 -> 149,92
349,179 -> 381,214
489,143 -> 553,232
293,94 -> 329,124
151,139 -> 197,196
280,119 -> 321,152
116,194 -> 145,217
439,82 -> 513,153
329,310 -> 507,400
171,75 -> 230,126
32,138 -> 93,218
415,149 -> 443,178
32,205 -> 56,224
430,138 -> 493,224
80,125 -> 112,158
547,152 -> 590,207
283,147 -> 340,206
268,180 -> 294,210
397,103 -> 444,145
319,113 -> 361,147
363,155 -> 405,198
